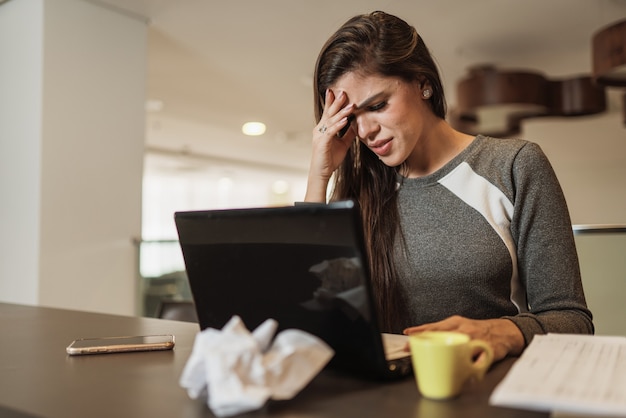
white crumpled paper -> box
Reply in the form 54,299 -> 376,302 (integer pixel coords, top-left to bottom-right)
179,315 -> 334,417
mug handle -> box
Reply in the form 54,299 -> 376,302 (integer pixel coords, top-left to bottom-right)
467,339 -> 494,380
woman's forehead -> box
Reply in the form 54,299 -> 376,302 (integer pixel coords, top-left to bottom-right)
331,73 -> 411,104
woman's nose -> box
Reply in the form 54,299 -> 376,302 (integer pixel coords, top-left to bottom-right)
355,114 -> 379,140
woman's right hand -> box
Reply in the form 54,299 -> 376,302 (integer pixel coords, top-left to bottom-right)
304,89 -> 355,202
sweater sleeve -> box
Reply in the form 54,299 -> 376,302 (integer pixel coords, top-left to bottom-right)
505,142 -> 594,345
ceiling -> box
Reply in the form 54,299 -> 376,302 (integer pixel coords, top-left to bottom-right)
97,0 -> 626,173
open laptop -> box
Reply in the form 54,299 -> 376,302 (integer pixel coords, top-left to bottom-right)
174,200 -> 412,380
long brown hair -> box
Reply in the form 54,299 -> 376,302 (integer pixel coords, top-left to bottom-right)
313,11 -> 447,331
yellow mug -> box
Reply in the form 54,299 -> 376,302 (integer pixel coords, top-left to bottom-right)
408,331 -> 494,400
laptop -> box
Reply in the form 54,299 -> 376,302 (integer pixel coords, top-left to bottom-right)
174,200 -> 412,380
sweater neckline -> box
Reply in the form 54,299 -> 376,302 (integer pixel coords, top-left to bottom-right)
397,135 -> 484,188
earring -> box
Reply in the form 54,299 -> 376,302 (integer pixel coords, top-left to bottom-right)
422,89 -> 432,99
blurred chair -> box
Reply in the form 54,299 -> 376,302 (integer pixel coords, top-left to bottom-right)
156,300 -> 199,323
143,270 -> 192,317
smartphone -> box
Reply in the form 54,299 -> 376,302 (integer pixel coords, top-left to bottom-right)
66,334 -> 175,355
337,114 -> 355,138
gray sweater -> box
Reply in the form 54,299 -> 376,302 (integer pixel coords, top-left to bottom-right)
393,135 -> 594,345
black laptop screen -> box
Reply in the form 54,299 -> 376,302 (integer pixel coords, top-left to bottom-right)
174,202 -> 389,375
182,242 -> 370,335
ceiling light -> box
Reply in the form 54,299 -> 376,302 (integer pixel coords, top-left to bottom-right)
242,122 -> 266,136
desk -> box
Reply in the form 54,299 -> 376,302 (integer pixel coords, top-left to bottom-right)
0,303 -> 546,418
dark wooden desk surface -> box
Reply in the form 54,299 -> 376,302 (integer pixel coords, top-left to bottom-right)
0,303 -> 547,418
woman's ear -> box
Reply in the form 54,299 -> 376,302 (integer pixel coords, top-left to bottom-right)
416,79 -> 433,100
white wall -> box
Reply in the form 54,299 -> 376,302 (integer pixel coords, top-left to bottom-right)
0,0 -> 44,306
523,107 -> 625,225
0,0 -> 147,315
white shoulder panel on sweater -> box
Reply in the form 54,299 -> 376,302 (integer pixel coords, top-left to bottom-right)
438,161 -> 527,313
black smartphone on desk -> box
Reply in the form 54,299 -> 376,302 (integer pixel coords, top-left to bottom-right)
66,334 -> 175,355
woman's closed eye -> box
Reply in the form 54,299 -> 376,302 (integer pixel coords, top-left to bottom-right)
368,101 -> 387,112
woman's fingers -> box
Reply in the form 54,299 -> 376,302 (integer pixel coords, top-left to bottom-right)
402,316 -> 525,361
316,90 -> 355,139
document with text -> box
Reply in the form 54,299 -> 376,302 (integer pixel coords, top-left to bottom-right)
490,333 -> 626,416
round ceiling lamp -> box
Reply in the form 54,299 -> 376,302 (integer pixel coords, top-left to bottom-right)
242,122 -> 266,136
592,19 -> 626,87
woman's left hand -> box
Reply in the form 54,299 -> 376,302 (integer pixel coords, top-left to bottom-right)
403,315 -> 525,362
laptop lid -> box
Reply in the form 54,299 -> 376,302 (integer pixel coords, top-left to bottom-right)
174,200 -> 410,379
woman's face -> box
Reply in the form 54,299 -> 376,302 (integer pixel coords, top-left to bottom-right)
330,72 -> 432,168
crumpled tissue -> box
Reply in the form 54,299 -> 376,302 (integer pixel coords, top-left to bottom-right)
179,315 -> 334,417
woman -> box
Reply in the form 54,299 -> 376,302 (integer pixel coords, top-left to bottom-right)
304,11 -> 593,361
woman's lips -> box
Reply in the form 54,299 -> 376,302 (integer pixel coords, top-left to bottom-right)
369,138 -> 393,156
